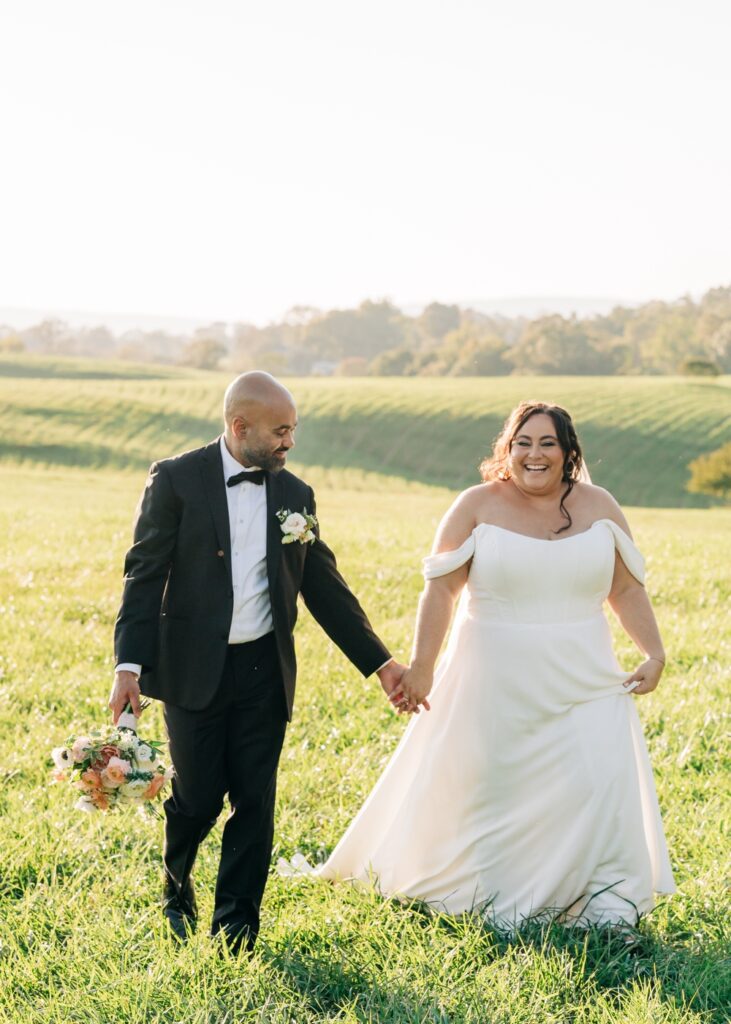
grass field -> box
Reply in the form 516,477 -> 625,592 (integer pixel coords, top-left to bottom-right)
1,355 -> 730,506
0,360 -> 729,1023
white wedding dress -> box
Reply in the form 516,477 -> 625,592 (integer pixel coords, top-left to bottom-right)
282,519 -> 675,927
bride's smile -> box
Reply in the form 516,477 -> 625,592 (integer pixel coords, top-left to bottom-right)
507,413 -> 566,494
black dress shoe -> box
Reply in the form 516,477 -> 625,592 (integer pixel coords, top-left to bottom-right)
211,925 -> 256,956
164,906 -> 196,943
162,874 -> 197,943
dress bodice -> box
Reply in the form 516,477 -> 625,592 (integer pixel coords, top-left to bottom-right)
423,519 -> 645,626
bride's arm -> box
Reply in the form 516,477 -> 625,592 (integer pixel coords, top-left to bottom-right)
608,550 -> 666,696
592,491 -> 666,696
397,490 -> 477,708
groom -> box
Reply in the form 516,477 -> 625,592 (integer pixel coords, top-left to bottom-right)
110,372 -> 406,951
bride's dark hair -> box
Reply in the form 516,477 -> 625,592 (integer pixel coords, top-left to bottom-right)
480,401 -> 584,534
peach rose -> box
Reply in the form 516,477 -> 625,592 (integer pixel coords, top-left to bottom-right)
100,765 -> 126,789
90,790 -> 110,811
143,775 -> 166,800
92,744 -> 121,769
80,769 -> 103,790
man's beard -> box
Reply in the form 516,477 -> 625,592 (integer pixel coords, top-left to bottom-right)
240,442 -> 287,474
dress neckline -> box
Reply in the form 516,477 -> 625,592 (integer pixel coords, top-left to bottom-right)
475,519 -> 613,544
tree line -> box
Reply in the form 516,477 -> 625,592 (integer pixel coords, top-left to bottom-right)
2,286 -> 731,377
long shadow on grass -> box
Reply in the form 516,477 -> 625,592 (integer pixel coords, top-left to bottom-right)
433,907 -> 730,1024
263,941 -> 430,1023
267,892 -> 729,1024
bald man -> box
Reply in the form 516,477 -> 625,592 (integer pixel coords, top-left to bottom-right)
111,373 -> 404,952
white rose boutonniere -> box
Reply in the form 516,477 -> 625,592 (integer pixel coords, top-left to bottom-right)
276,507 -> 318,545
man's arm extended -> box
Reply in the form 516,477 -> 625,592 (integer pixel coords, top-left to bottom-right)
299,490 -> 392,678
110,461 -> 179,719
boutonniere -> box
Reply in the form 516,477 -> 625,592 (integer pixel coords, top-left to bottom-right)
276,507 -> 318,545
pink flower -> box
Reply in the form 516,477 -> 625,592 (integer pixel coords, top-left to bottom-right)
71,737 -> 93,763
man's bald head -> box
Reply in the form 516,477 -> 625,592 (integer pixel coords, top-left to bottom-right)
223,372 -> 298,473
223,372 -> 295,427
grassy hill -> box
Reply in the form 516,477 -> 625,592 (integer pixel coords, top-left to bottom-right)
1,355 -> 729,507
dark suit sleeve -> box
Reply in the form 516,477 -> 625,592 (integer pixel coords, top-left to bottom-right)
299,488 -> 391,677
114,460 -> 180,669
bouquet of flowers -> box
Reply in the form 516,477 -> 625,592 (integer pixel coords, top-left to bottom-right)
50,704 -> 173,813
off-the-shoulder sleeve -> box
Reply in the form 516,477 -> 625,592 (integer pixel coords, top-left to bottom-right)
599,519 -> 645,584
422,533 -> 476,580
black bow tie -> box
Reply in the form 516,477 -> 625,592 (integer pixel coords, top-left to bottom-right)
227,469 -> 266,487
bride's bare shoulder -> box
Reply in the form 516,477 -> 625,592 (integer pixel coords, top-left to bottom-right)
434,482 -> 498,552
458,480 -> 501,501
452,481 -> 504,517
575,482 -> 633,536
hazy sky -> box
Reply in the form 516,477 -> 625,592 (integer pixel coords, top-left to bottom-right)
2,0 -> 730,324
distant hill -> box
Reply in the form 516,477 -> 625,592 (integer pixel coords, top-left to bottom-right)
404,296 -> 634,319
1,356 -> 729,508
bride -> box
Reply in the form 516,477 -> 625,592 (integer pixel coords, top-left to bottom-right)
283,401 -> 675,927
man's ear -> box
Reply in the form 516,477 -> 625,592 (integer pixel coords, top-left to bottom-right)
231,415 -> 249,439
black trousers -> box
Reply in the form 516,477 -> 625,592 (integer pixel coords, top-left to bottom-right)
162,632 -> 287,946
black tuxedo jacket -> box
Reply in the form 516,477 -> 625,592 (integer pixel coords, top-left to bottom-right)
114,438 -> 390,718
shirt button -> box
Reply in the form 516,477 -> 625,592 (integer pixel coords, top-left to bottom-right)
217,550 -> 224,557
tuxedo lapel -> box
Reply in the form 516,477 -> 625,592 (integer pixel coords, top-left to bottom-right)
200,438 -> 232,571
265,470 -> 284,596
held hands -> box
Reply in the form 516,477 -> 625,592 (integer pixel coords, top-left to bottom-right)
623,656 -> 665,696
377,660 -> 431,715
376,660 -> 419,714
108,670 -> 142,724
388,664 -> 433,715
377,659 -> 406,699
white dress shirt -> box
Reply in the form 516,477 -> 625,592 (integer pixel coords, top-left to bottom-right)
219,436 -> 273,643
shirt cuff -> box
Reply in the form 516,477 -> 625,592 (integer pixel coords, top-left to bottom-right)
115,663 -> 142,676
374,658 -> 394,675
